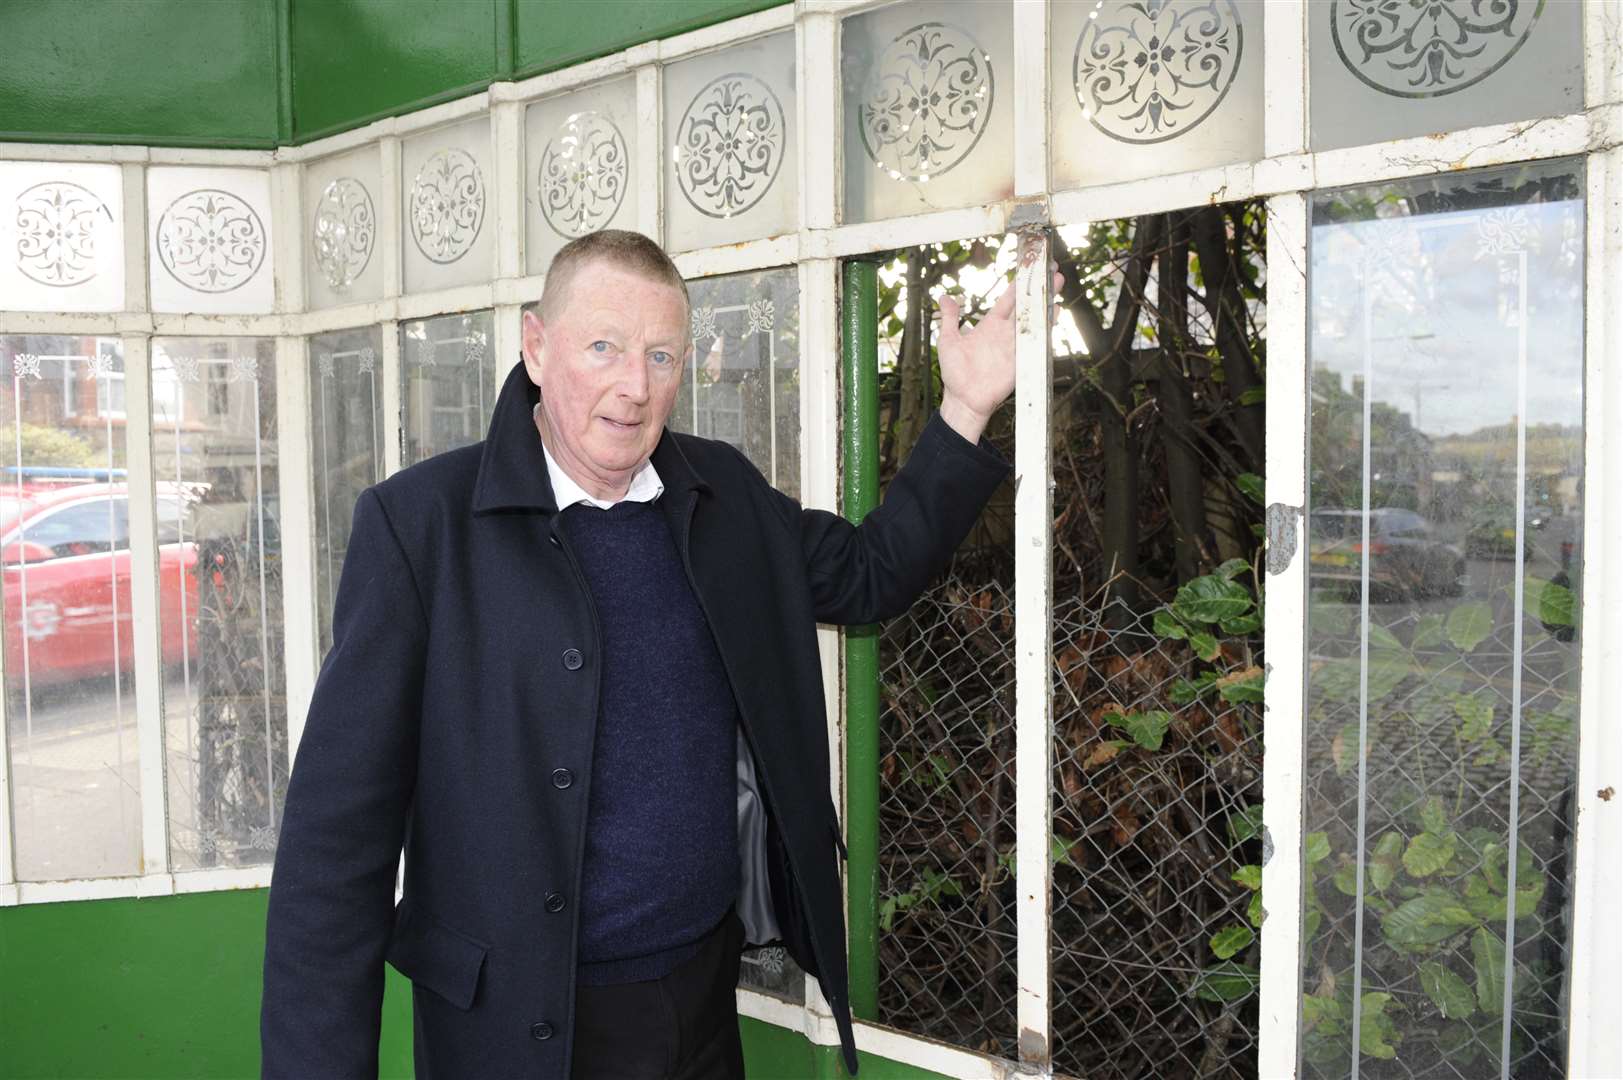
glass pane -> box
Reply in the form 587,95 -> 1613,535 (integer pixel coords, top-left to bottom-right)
0,335 -> 138,881
309,328 -> 384,659
1302,160 -> 1584,1078
673,268 -> 800,499
664,31 -> 798,252
1309,0 -> 1581,152
1049,0 -> 1263,189
304,145 -> 384,310
841,0 -> 1014,224
400,310 -> 496,467
402,117 -> 494,294
525,76 -> 638,276
872,235 -> 1017,1056
0,161 -> 126,313
147,166 -> 276,315
152,337 -> 286,871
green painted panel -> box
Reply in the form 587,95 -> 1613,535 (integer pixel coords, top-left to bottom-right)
515,0 -> 786,76
0,0 -> 280,148
0,889 -> 414,1079
290,0 -> 505,143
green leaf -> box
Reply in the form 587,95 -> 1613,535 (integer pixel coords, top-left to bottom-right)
1437,1021 -> 1482,1066
1239,386 -> 1266,406
1359,992 -> 1401,1060
1381,889 -> 1479,947
1218,669 -> 1265,704
1169,672 -> 1218,704
1050,833 -> 1075,867
1420,962 -> 1477,1019
1173,575 -> 1254,623
1247,890 -> 1264,928
1412,614 -> 1447,649
1366,649 -> 1413,701
1420,796 -> 1449,836
1368,623 -> 1405,653
1236,472 -> 1264,504
1189,630 -> 1221,662
1453,693 -> 1495,744
1305,831 -> 1331,865
1210,923 -> 1254,959
1228,804 -> 1264,845
1232,864 -> 1263,890
1219,612 -> 1263,635
1533,577 -> 1577,628
1214,557 -> 1251,581
1472,927 -> 1506,1015
1404,832 -> 1456,878
1446,601 -> 1495,653
1111,710 -> 1172,751
1370,832 -> 1404,892
1152,609 -> 1187,640
1193,961 -> 1259,1002
1333,859 -> 1359,897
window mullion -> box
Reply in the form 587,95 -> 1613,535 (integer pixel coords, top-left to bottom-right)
277,335 -> 318,762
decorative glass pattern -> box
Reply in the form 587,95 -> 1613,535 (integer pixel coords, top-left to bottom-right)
0,161 -> 124,313
671,268 -> 799,498
147,167 -> 276,315
1050,0 -> 1263,188
841,1 -> 1013,224
401,118 -> 494,294
304,145 -> 384,310
151,337 -> 286,871
0,335 -> 139,881
1302,160 -> 1584,1078
308,328 -> 383,659
664,32 -> 798,252
525,76 -> 638,276
400,310 -> 496,466
1309,0 -> 1581,152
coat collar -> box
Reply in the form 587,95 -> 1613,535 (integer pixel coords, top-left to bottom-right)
472,359 -> 709,515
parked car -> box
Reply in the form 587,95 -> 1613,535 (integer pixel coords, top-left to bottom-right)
1309,507 -> 1466,601
1,473 -> 200,687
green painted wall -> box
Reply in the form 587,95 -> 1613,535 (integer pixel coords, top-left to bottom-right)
0,890 -> 950,1080
513,0 -> 783,76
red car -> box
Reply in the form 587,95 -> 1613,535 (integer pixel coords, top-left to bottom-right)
1,474 -> 199,687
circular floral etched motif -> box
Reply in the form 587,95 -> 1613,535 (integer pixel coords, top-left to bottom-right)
15,180 -> 109,287
409,148 -> 486,264
858,22 -> 993,183
674,74 -> 785,220
1074,0 -> 1242,144
155,189 -> 267,294
539,111 -> 628,239
311,177 -> 376,292
1331,0 -> 1542,98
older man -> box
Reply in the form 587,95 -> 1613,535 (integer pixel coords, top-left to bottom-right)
261,230 -> 1020,1079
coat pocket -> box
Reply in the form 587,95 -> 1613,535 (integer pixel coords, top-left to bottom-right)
384,898 -> 489,1011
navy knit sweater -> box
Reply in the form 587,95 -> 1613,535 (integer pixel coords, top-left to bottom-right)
560,499 -> 740,986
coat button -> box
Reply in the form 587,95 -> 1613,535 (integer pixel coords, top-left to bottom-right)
544,891 -> 566,913
530,1020 -> 554,1041
562,648 -> 583,670
551,768 -> 574,789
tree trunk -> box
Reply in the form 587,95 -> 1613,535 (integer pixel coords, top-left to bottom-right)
1188,205 -> 1264,471
893,249 -> 932,466
1157,211 -> 1211,583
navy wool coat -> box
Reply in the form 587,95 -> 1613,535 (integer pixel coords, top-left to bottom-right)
261,360 -> 1009,1078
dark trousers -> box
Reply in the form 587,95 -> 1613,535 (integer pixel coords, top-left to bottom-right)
571,910 -> 747,1079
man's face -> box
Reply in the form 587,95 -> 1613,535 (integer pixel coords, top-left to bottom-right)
521,260 -> 690,500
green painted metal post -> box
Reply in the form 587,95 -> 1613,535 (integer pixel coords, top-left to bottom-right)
841,259 -> 880,1022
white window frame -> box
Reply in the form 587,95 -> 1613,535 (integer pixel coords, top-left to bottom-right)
0,1 -> 1618,1076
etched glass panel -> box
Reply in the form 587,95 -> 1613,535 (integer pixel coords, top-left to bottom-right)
1302,160 -> 1584,1078
151,337 -> 285,871
526,77 -> 638,276
1050,0 -> 1263,189
672,268 -> 799,499
841,1 -> 1013,224
304,146 -> 383,310
664,31 -> 798,252
0,335 -> 139,881
308,328 -> 383,659
401,117 -> 495,294
400,310 -> 496,467
0,162 -> 125,313
1309,0 -> 1581,152
147,167 -> 276,315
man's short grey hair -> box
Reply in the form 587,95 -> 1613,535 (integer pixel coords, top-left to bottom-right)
538,229 -> 691,340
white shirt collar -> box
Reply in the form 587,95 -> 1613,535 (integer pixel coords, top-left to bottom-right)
538,427 -> 664,510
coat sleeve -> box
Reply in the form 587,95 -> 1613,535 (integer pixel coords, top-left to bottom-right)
792,410 -> 1009,626
261,487 -> 427,1079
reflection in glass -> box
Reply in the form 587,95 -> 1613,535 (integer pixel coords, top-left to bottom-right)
309,328 -> 383,658
1302,161 -> 1584,1079
673,269 -> 800,499
152,337 -> 285,872
0,336 -> 138,881
400,310 -> 495,467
